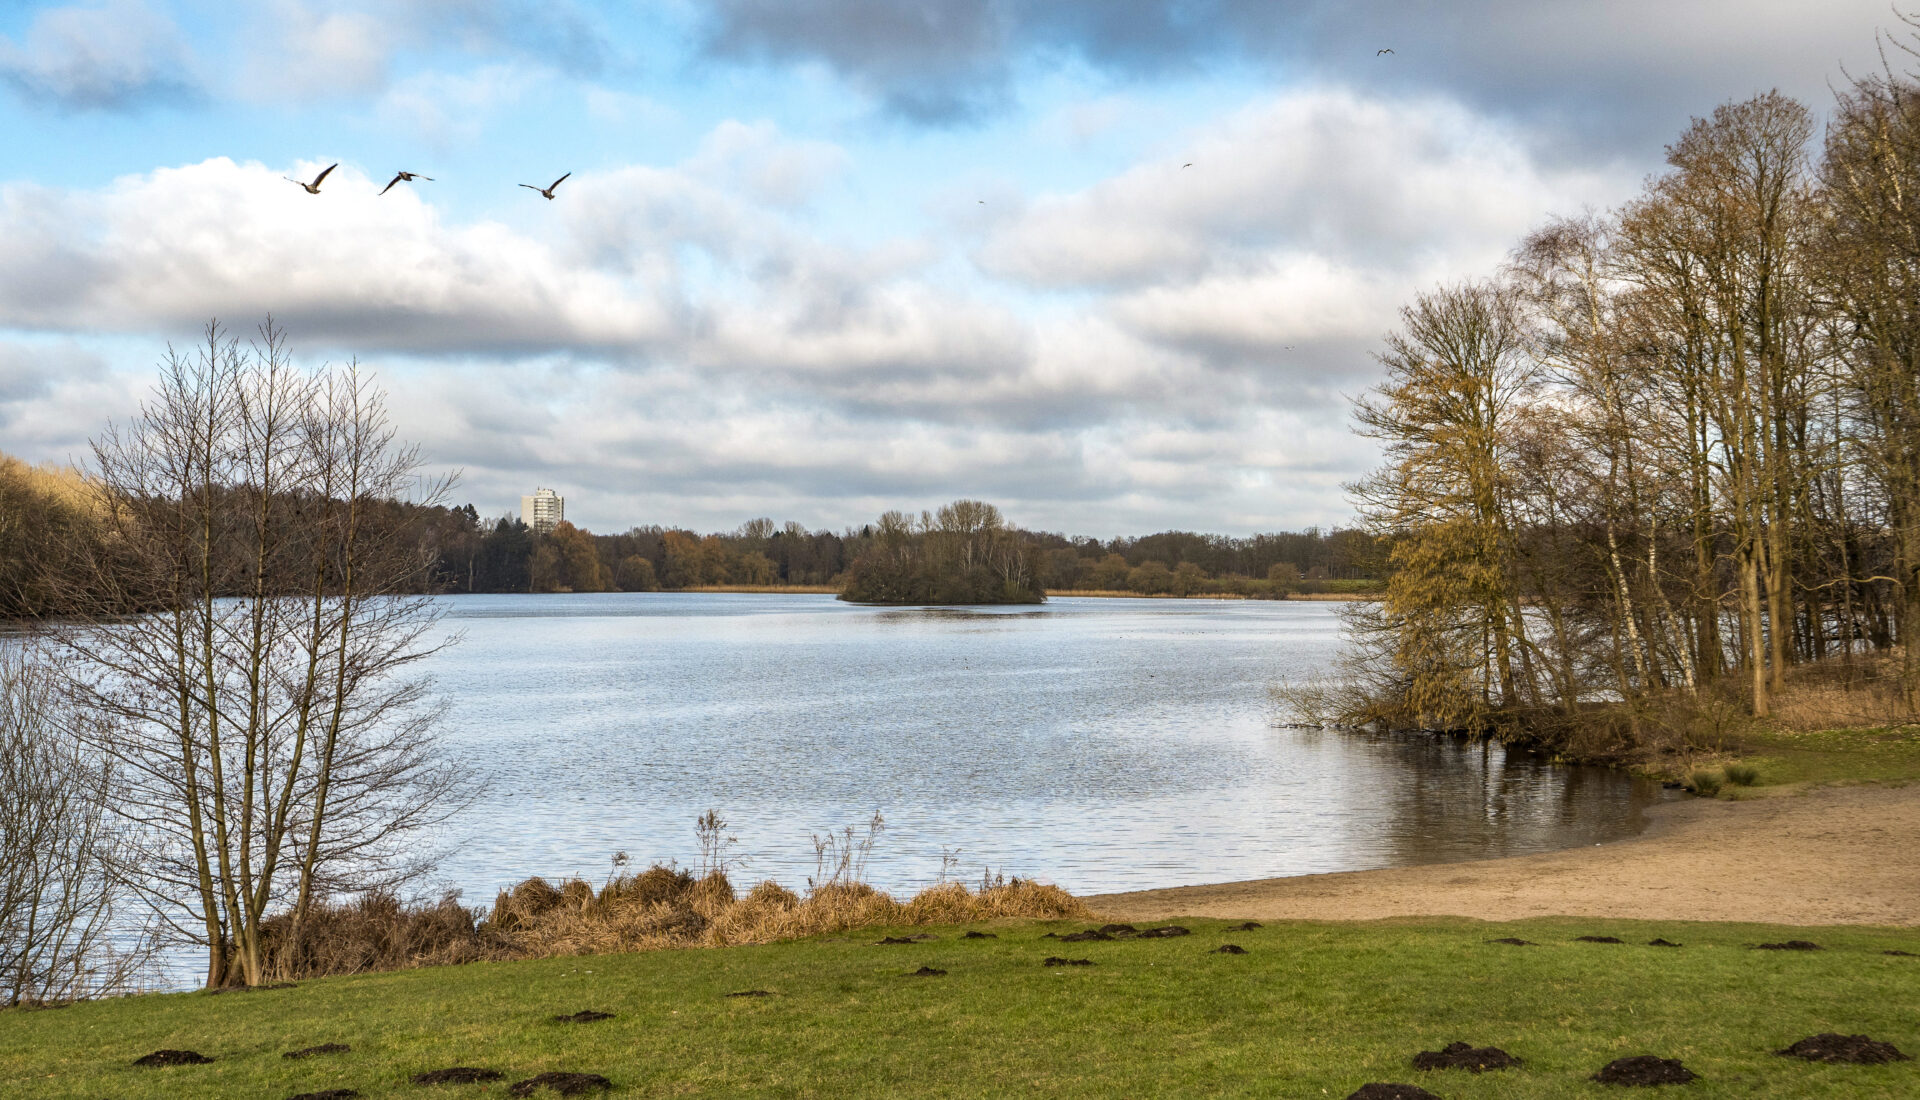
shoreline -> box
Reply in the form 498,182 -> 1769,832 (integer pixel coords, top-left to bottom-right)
1088,780 -> 1920,926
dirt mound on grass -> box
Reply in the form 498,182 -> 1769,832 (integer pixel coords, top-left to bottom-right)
1776,1034 -> 1911,1064
133,1050 -> 213,1066
1883,949 -> 1916,957
1755,940 -> 1822,951
963,931 -> 997,939
1345,1084 -> 1440,1099
1214,944 -> 1247,954
508,1072 -> 613,1096
1044,957 -> 1093,966
726,990 -> 773,997
910,965 -> 946,977
284,1043 -> 350,1058
411,1067 -> 504,1085
1135,925 -> 1191,938
1228,921 -> 1262,931
1591,1055 -> 1698,1085
552,1011 -> 613,1023
1648,939 -> 1683,947
1575,935 -> 1625,943
1059,930 -> 1113,942
1412,1041 -> 1521,1072
288,1090 -> 359,1100
1098,923 -> 1137,935
1486,937 -> 1536,945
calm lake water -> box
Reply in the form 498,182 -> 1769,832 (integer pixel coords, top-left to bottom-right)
425,593 -> 1668,902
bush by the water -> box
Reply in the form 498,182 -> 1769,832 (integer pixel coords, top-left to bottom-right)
839,501 -> 1045,605
258,868 -> 1088,981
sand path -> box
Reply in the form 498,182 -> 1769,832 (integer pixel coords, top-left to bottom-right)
1088,782 -> 1920,927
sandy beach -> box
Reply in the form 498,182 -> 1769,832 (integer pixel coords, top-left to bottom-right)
1089,781 -> 1920,927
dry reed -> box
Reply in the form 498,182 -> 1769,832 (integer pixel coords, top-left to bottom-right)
259,866 -> 1089,981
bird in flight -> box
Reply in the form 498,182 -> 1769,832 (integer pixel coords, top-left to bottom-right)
380,170 -> 433,195
521,172 -> 571,200
285,163 -> 337,195
1376,48 -> 1394,55
1182,162 -> 1193,168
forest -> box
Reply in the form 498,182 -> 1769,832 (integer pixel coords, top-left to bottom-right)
0,453 -> 1384,619
1295,75 -> 1920,752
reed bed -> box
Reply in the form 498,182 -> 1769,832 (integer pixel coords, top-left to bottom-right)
260,867 -> 1089,981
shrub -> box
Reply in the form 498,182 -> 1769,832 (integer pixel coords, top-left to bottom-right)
1688,769 -> 1724,796
1723,762 -> 1760,786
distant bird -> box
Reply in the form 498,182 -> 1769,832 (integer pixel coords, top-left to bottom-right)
285,163 -> 337,195
379,170 -> 433,195
1376,48 -> 1394,55
1182,162 -> 1193,168
520,172 -> 571,200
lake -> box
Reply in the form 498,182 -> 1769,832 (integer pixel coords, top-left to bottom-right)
426,592 -> 1669,902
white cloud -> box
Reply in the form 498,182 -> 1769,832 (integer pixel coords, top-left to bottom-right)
685,119 -> 850,207
240,0 -> 393,100
978,88 -> 1623,290
0,158 -> 674,351
377,63 -> 540,146
0,86 -> 1623,533
0,0 -> 201,111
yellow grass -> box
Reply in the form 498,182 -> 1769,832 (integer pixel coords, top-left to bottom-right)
264,868 -> 1090,979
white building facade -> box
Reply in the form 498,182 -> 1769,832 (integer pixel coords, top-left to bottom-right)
521,487 -> 565,534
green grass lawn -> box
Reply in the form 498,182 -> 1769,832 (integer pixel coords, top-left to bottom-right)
1729,724 -> 1920,791
5,916 -> 1916,1098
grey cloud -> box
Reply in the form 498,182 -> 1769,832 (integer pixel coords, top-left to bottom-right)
703,0 -> 1013,124
0,0 -> 202,112
400,0 -> 609,78
704,0 -> 1892,148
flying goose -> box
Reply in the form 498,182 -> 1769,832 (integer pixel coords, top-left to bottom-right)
285,163 -> 337,194
380,170 -> 433,195
520,172 -> 571,200
1376,48 -> 1394,55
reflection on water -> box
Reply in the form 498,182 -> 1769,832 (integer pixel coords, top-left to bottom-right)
425,593 -> 1671,900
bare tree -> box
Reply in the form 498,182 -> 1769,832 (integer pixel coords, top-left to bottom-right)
1349,281 -> 1538,731
0,647 -> 141,1004
1820,70 -> 1920,713
51,320 -> 469,988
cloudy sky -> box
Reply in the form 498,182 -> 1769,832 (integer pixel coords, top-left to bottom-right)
0,1 -> 1898,536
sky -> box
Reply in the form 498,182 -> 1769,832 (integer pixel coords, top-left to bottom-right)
0,1 -> 1901,537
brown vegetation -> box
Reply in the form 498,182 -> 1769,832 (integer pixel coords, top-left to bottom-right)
1287,52 -> 1920,756
256,867 -> 1088,980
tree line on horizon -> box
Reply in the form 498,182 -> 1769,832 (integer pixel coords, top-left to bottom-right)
392,500 -> 1385,599
3,453 -> 1386,617
1298,55 -> 1920,747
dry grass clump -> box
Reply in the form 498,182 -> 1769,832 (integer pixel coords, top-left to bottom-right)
259,867 -> 1089,980
1768,651 -> 1913,731
261,892 -> 498,980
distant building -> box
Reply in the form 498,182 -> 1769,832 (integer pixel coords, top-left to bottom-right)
521,488 -> 564,534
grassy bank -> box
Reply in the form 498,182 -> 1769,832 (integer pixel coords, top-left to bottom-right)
1711,723 -> 1920,793
5,916 -> 1916,1098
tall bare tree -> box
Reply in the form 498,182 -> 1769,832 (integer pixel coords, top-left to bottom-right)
52,321 -> 468,988
1349,282 -> 1537,732
0,647 -> 140,1004
1820,71 -> 1920,712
